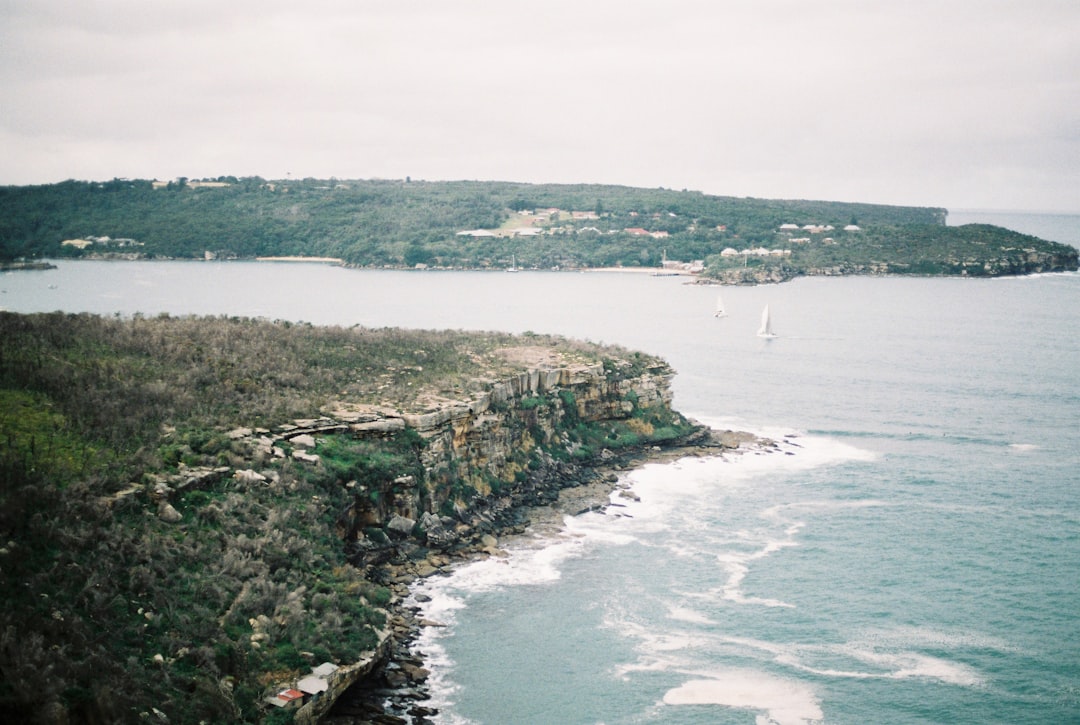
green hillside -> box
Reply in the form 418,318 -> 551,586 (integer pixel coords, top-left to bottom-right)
1,177 -> 1075,278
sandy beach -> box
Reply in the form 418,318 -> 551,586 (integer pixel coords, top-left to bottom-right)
255,255 -> 344,263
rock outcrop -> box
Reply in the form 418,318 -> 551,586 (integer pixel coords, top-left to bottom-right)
203,349 -> 701,722
708,245 -> 1078,286
287,355 -> 683,558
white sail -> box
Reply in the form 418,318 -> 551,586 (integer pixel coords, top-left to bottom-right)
757,304 -> 776,338
714,295 -> 727,317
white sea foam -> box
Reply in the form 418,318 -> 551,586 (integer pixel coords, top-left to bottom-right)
1008,442 -> 1040,452
437,535 -> 586,594
763,638 -> 985,687
862,624 -> 1016,653
561,511 -> 641,545
608,430 -> 880,610
662,670 -> 823,725
717,556 -> 795,608
625,423 -> 877,503
686,632 -> 988,689
667,604 -> 716,625
406,585 -> 466,720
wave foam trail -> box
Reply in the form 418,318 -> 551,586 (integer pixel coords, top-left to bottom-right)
770,639 -> 985,688
717,554 -> 795,609
663,670 -> 823,725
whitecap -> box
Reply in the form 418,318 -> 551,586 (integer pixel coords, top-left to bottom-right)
1008,442 -> 1040,452
662,670 -> 823,725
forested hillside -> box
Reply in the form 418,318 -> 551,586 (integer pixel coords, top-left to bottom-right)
2,177 -> 1074,278
0,177 -> 942,266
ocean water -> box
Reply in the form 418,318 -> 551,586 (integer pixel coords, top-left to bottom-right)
405,271 -> 1080,725
2,212 -> 1078,724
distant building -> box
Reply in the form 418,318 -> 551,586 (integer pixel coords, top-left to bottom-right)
267,689 -> 304,709
297,675 -> 329,696
312,663 -> 339,678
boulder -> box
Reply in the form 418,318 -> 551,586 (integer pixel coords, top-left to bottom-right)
158,502 -> 182,523
387,515 -> 416,538
233,469 -> 267,484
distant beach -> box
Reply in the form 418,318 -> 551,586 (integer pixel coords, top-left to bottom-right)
255,256 -> 344,263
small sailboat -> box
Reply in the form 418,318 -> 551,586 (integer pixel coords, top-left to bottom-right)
757,304 -> 776,338
507,254 -> 519,272
714,294 -> 727,318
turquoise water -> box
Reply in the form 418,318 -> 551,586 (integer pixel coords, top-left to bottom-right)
410,271 -> 1080,725
3,212 -> 1078,723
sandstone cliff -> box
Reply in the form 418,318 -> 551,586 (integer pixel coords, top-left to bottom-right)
205,346 -> 701,721
229,347 -> 689,560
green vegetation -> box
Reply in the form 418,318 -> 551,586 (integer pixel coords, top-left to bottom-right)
0,311 -> 687,723
704,222 -> 1078,282
2,177 -> 1071,276
563,394 -> 693,460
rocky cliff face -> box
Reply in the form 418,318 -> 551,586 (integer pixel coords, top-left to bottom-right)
285,355 -> 683,557
220,352 -> 695,723
213,349 -> 690,567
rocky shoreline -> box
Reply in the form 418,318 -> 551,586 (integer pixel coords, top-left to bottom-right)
323,428 -> 774,724
0,260 -> 57,271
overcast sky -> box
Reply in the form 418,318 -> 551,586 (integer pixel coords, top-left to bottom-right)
2,0 -> 1078,212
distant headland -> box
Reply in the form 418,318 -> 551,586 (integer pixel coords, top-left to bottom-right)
1,177 -> 1075,281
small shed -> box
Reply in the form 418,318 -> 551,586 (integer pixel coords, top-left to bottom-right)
267,688 -> 304,708
312,662 -> 339,678
297,676 -> 329,695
